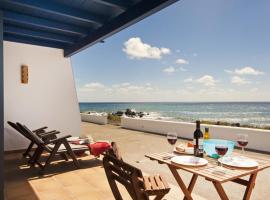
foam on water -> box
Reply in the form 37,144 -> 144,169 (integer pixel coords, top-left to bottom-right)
79,102 -> 270,126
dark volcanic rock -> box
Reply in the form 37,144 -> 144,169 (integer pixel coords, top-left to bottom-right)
116,111 -> 124,116
111,108 -> 146,118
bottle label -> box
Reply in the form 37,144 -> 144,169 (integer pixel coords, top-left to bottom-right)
198,138 -> 204,153
193,139 -> 203,146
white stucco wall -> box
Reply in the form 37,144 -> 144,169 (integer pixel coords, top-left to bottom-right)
80,113 -> 108,125
4,41 -> 81,151
121,117 -> 270,152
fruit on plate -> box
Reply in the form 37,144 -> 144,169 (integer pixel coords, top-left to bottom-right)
187,142 -> 194,147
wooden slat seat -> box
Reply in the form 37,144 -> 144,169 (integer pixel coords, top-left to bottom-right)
143,174 -> 170,196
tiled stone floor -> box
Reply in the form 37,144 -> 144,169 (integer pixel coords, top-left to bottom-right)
4,122 -> 270,200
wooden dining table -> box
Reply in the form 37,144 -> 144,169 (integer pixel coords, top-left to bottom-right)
145,152 -> 270,200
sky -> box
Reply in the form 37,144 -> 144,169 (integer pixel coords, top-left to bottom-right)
71,0 -> 270,102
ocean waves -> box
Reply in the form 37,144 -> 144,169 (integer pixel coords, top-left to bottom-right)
79,102 -> 270,127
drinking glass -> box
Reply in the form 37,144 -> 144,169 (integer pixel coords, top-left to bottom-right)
167,132 -> 177,154
237,134 -> 248,154
215,143 -> 229,169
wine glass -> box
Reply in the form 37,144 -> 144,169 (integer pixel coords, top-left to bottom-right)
237,134 -> 248,154
215,143 -> 229,170
167,132 -> 177,154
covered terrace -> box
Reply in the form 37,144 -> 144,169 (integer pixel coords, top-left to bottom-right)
1,1 -> 270,200
0,0 -> 178,199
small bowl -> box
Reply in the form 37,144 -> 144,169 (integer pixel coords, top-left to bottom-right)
204,139 -> 235,158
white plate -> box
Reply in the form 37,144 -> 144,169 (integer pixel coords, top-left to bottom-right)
218,156 -> 258,169
171,156 -> 208,167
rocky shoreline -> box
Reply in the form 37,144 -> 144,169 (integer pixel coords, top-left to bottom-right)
83,108 -> 270,130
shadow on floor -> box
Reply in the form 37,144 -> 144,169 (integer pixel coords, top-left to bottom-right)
4,152 -> 105,200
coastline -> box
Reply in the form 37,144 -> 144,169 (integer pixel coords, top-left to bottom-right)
79,102 -> 270,130
81,110 -> 270,130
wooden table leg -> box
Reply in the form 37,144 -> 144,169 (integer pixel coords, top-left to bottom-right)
243,172 -> 257,200
168,165 -> 193,200
212,181 -> 229,200
183,174 -> 198,200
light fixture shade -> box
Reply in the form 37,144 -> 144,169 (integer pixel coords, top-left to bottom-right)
21,65 -> 28,84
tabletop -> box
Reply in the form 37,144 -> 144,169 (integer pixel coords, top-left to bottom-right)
145,152 -> 270,183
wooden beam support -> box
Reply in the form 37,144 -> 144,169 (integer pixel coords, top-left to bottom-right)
4,33 -> 67,49
4,11 -> 89,36
4,25 -> 75,44
1,0 -> 104,26
93,0 -> 131,10
64,0 -> 179,57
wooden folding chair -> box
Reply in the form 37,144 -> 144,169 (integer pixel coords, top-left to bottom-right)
16,123 -> 88,172
7,121 -> 60,159
103,143 -> 170,200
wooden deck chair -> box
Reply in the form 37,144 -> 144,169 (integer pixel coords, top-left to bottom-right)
7,121 -> 60,159
16,122 -> 88,172
103,143 -> 170,200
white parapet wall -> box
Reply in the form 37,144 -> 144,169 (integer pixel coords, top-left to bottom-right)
121,117 -> 270,152
81,113 -> 108,125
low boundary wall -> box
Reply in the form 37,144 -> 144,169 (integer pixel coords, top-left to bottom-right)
121,117 -> 270,152
81,113 -> 107,125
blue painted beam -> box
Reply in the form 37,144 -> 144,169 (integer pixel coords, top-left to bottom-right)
64,0 -> 179,57
0,9 -> 4,200
4,25 -> 75,44
1,0 -> 104,26
3,11 -> 89,36
4,33 -> 68,49
93,0 -> 131,10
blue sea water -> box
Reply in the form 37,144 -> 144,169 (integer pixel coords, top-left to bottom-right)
79,102 -> 270,126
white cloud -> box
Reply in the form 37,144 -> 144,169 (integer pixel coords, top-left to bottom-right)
163,66 -> 187,74
83,82 -> 105,91
176,58 -> 189,65
183,75 -> 218,87
231,76 -> 250,85
123,37 -> 170,59
225,66 -> 264,76
163,66 -> 176,74
183,77 -> 193,83
80,82 -> 155,96
77,81 -> 269,102
250,88 -> 258,92
179,67 -> 187,72
196,75 -> 218,87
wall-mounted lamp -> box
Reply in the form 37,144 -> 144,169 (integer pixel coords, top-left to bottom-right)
21,65 -> 28,84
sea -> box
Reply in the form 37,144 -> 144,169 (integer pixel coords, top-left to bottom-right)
79,102 -> 270,127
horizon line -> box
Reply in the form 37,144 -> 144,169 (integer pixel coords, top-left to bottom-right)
79,101 -> 270,103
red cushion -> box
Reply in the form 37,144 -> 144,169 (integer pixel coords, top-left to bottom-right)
89,142 -> 111,157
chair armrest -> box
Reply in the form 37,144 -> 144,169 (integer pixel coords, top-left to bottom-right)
38,130 -> 59,137
46,135 -> 72,144
32,126 -> 48,133
40,131 -> 60,139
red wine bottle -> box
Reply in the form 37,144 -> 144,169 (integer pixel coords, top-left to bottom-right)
193,120 -> 204,157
